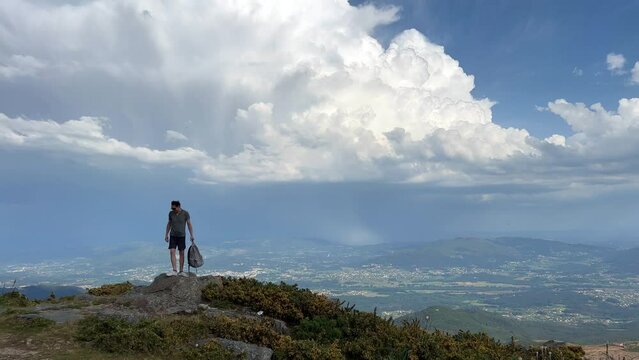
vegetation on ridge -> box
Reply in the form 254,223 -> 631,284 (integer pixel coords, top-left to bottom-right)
0,277 -> 587,359
0,291 -> 34,307
201,277 -> 343,324
199,277 -> 585,359
87,281 -> 134,296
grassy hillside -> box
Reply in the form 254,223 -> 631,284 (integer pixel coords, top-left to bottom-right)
398,306 -> 639,345
397,306 -> 532,343
0,277 -> 586,360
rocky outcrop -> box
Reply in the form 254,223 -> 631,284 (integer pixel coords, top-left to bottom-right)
116,272 -> 224,315
16,273 -> 226,323
12,273 -> 282,359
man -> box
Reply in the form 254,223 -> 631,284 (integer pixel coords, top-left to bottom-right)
165,200 -> 195,276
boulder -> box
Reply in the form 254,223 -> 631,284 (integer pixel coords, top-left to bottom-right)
114,273 -> 223,315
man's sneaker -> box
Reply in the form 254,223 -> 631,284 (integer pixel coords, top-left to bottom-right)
178,271 -> 188,277
166,270 -> 178,276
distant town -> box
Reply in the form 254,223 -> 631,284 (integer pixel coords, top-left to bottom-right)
3,237 -> 639,343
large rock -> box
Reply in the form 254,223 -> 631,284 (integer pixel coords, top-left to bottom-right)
117,273 -> 223,315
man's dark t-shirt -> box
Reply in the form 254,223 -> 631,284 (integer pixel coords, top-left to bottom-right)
168,210 -> 190,237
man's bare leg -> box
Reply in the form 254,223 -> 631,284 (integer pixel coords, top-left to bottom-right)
179,250 -> 185,272
170,249 -> 177,271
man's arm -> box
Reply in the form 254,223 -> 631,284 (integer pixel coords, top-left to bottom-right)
187,220 -> 195,241
165,220 -> 171,242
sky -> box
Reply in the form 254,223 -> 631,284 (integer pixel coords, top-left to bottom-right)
1,0 -> 639,261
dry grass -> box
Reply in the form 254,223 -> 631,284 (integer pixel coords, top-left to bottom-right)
582,343 -> 639,360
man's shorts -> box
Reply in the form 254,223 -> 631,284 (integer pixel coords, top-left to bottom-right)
169,236 -> 186,251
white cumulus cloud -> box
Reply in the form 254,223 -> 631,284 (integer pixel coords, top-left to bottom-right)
631,61 -> 639,84
0,1 -> 638,192
545,98 -> 639,183
606,53 -> 626,74
0,114 -> 208,165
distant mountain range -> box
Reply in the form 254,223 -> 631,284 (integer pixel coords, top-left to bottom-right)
2,235 -> 638,346
396,306 -> 639,344
368,237 -> 637,274
0,285 -> 85,300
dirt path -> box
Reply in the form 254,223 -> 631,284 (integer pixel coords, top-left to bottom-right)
0,333 -> 39,359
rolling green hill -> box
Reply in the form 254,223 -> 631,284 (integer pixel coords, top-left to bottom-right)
397,306 -> 639,345
370,237 -> 609,269
0,285 -> 85,300
396,306 -> 532,343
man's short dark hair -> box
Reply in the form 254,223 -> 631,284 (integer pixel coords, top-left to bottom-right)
171,200 -> 181,207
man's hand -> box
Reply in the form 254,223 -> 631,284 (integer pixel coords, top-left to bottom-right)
165,235 -> 169,243
190,236 -> 195,243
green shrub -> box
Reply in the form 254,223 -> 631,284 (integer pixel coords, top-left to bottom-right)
75,313 -> 282,357
87,282 -> 134,296
273,337 -> 344,360
159,315 -> 210,344
292,316 -> 345,343
201,277 -> 585,360
0,291 -> 33,307
178,340 -> 245,360
202,277 -> 342,324
206,314 -> 283,348
75,315 -> 164,353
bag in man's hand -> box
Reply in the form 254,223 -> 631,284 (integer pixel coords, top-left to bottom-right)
188,243 -> 204,268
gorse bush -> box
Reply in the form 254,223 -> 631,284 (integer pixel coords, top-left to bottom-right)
76,315 -> 164,353
75,314 -> 244,357
201,277 -> 586,360
87,282 -> 134,296
180,340 -> 246,360
76,313 -> 344,359
273,337 -> 344,360
208,314 -> 283,348
202,277 -> 342,324
292,315 -> 345,343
